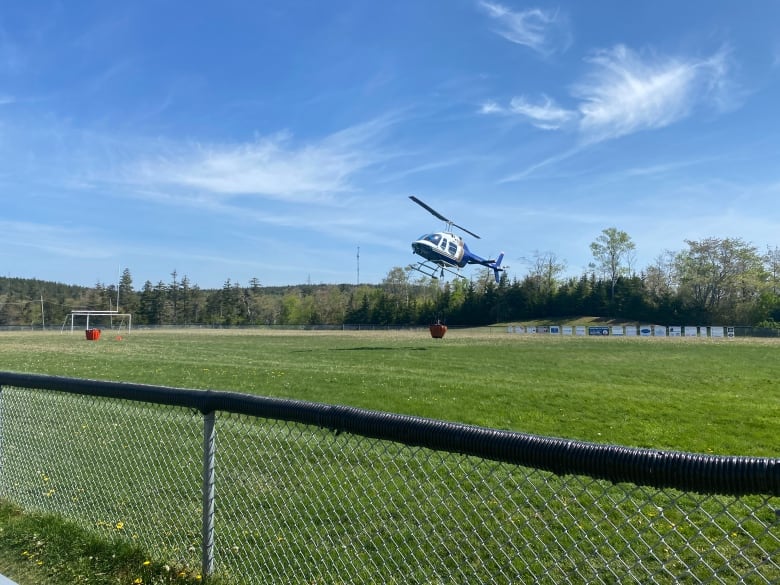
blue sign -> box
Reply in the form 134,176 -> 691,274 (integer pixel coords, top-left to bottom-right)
588,326 -> 610,336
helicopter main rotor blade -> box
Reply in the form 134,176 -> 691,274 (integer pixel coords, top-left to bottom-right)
451,222 -> 480,239
409,195 -> 449,223
409,195 -> 481,239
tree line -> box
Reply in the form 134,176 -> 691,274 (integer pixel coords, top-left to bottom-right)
2,230 -> 779,329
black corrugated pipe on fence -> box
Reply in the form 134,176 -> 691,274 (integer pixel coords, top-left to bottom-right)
1,371 -> 778,498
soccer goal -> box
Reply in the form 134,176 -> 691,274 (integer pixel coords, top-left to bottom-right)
61,310 -> 133,333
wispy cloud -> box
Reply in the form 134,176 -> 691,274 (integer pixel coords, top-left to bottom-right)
494,95 -> 576,130
130,117 -> 393,204
478,2 -> 571,56
574,45 -> 732,142
482,44 -> 735,145
0,220 -> 116,259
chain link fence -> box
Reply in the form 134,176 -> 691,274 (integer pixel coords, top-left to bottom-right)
0,372 -> 778,584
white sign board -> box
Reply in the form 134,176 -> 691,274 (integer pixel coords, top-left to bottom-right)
654,325 -> 667,337
575,326 -> 586,336
711,326 -> 724,338
669,326 -> 682,337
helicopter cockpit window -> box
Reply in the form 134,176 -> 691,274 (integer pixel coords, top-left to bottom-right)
421,234 -> 441,245
448,242 -> 457,255
440,238 -> 448,250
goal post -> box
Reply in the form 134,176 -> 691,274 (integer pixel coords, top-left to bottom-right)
62,310 -> 133,333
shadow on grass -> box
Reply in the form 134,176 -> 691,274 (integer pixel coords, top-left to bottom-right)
329,346 -> 429,351
291,346 -> 431,352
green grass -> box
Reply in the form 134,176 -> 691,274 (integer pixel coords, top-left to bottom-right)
0,329 -> 778,583
0,500 -> 208,585
1,329 -> 778,456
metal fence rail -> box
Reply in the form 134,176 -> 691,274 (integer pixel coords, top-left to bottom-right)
0,372 -> 778,584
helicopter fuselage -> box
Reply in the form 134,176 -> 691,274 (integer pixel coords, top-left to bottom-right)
411,231 -> 475,268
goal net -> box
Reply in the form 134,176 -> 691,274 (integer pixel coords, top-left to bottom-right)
62,310 -> 133,333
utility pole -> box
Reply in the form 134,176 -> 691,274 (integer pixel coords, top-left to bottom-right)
356,246 -> 360,285
40,294 -> 45,329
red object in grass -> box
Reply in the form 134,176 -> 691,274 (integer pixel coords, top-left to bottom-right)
429,323 -> 447,338
85,329 -> 101,341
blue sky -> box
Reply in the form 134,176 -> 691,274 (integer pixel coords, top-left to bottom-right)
2,1 -> 779,289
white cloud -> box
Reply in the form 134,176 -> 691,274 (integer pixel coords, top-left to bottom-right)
131,118 -> 391,203
508,95 -> 576,129
479,100 -> 503,115
481,45 -> 734,144
574,45 -> 730,142
478,2 -> 570,56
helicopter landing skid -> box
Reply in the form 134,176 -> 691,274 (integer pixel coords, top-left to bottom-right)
408,261 -> 465,280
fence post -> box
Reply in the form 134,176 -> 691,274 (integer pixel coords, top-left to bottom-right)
0,387 -> 4,490
201,411 -> 216,578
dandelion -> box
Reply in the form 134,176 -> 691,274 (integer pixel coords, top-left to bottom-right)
115,521 -> 125,530
133,579 -> 143,584
143,560 -> 151,566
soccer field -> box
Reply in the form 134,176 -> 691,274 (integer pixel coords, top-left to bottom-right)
0,328 -> 778,456
1,328 -> 778,584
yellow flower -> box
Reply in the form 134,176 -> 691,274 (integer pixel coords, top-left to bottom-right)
115,521 -> 125,530
133,579 -> 143,584
142,560 -> 151,566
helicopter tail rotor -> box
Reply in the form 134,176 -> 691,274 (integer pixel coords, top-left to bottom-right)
490,252 -> 505,283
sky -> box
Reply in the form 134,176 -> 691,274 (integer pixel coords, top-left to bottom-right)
2,1 -> 779,289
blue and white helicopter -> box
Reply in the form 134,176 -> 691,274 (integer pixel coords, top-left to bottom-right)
409,195 -> 505,283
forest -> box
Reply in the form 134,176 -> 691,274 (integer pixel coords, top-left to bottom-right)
2,231 -> 780,329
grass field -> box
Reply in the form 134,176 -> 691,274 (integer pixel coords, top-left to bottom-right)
0,327 -> 777,456
0,328 -> 778,584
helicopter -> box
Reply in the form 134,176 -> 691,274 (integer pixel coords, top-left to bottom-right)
408,195 -> 505,283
